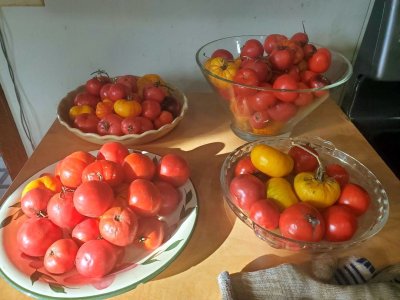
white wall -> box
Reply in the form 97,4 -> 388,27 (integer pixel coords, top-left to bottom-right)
0,0 -> 372,155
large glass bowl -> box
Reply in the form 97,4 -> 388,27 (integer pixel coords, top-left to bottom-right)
196,35 -> 353,141
220,136 -> 389,252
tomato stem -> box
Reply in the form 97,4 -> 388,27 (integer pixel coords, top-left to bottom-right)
292,142 -> 325,181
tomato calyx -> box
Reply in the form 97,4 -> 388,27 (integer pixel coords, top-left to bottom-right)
90,69 -> 110,80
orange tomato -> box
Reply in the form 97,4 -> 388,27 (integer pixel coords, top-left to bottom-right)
69,105 -> 94,120
95,99 -> 114,119
21,174 -> 62,198
113,99 -> 142,118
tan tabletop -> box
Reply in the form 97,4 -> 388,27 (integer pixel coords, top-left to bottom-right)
1,92 -> 399,299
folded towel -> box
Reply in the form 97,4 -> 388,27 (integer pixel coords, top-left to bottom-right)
218,256 -> 400,300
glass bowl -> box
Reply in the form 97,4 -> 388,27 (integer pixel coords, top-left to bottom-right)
196,35 -> 353,141
220,136 -> 389,252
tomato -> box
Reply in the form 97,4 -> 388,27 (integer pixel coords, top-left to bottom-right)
267,102 -> 298,122
82,159 -> 125,187
337,183 -> 371,216
134,217 -> 166,250
121,116 -> 154,134
123,152 -> 156,182
161,96 -> 181,118
303,43 -> 317,60
100,83 -> 112,99
249,199 -> 280,230
74,92 -> 100,108
47,190 -> 86,230
309,75 -> 330,97
272,74 -> 299,102
97,113 -> 123,136
115,75 -> 138,94
263,34 -> 288,54
279,202 -> 325,242
75,239 -> 119,278
99,206 -> 139,246
211,49 -> 234,60
294,82 -> 314,106
154,180 -> 181,216
323,205 -> 358,242
95,99 -> 114,119
154,110 -> 174,129
157,154 -> 190,187
249,110 -> 271,129
287,65 -> 301,82
240,39 -> 264,59
85,76 -> 110,96
59,152 -> 95,188
233,68 -> 259,97
288,144 -> 319,174
107,83 -> 128,102
204,57 -> 238,89
250,144 -> 294,177
141,100 -> 161,120
290,32 -> 309,46
69,105 -> 94,120
44,239 -> 79,274
113,99 -> 142,118
269,48 -> 294,71
17,217 -> 63,257
97,141 -> 130,165
229,174 -> 265,212
72,218 -> 101,245
73,181 -> 114,217
129,179 -> 162,217
234,156 -> 258,176
241,58 -> 271,82
143,86 -> 166,103
325,163 -> 350,188
21,188 -> 53,218
73,113 -> 100,133
266,177 -> 298,210
22,174 -> 62,198
247,89 -> 277,112
308,48 -> 331,73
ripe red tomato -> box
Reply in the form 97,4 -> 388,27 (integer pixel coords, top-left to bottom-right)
123,152 -> 156,182
21,188 -> 53,218
229,173 -> 265,212
267,102 -> 297,122
249,110 -> 271,129
263,34 -> 288,54
303,43 -> 317,60
294,82 -> 314,106
97,141 -> 130,165
99,206 -> 139,246
288,144 -> 319,174
337,183 -> 371,216
157,154 -> 190,187
129,179 -> 162,216
309,75 -> 330,97
72,218 -> 101,245
17,217 -> 63,257
116,75 -> 138,94
154,110 -> 174,129
97,114 -> 123,136
247,89 -> 277,112
154,180 -> 181,216
308,48 -> 331,73
74,92 -> 100,108
279,202 -> 325,242
44,238 -> 79,274
75,239 -> 119,278
161,96 -> 181,118
141,100 -> 161,120
269,48 -> 294,71
233,68 -> 260,97
134,217 -> 166,250
249,199 -> 280,230
241,59 -> 271,82
82,159 -> 125,187
323,205 -> 358,242
290,32 -> 309,46
234,156 -> 258,176
73,113 -> 100,133
107,83 -> 128,102
272,74 -> 299,102
100,83 -> 112,99
59,152 -> 95,188
143,86 -> 166,103
325,163 -> 350,188
121,116 -> 154,134
73,181 -> 114,217
47,191 -> 86,230
240,39 -> 264,59
211,49 -> 234,60
85,76 -> 110,96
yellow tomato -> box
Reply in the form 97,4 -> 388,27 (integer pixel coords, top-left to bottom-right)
204,57 -> 238,89
21,174 -> 62,198
68,105 -> 94,120
266,177 -> 298,210
294,172 -> 341,208
250,144 -> 294,177
113,99 -> 142,118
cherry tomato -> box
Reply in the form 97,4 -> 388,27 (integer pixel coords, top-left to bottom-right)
290,32 -> 309,47
154,110 -> 174,129
21,188 -> 53,218
272,74 -> 299,102
99,206 -> 139,246
154,180 -> 181,216
134,217 -> 166,250
241,59 -> 271,82
157,154 -> 190,187
129,179 -> 162,216
74,92 -> 100,108
323,205 -> 358,242
17,217 -> 63,257
97,113 -> 123,136
229,173 -> 265,212
211,49 -> 234,60
308,48 -> 331,73
234,156 -> 258,176
288,144 -> 319,174
121,116 -> 154,134
233,68 -> 260,97
85,76 -> 110,96
240,39 -> 264,59
73,113 -> 100,133
97,141 -> 130,165
279,202 -> 325,242
325,163 -> 350,188
72,218 -> 101,245
247,89 -> 277,112
123,152 -> 156,182
263,34 -> 288,54
75,239 -> 119,278
249,199 -> 280,230
44,238 -> 79,274
267,102 -> 298,122
269,48 -> 294,71
337,183 -> 371,216
82,159 -> 125,187
141,100 -> 161,120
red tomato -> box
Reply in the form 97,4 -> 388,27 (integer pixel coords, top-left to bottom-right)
240,39 -> 264,59
73,113 -> 100,133
123,152 -> 156,182
72,218 -> 101,245
300,70 -> 318,85
97,141 -> 130,165
44,238 -> 79,274
74,92 -> 100,108
294,82 -> 314,106
157,154 -> 190,187
241,59 -> 271,82
108,83 -> 128,102
234,156 -> 258,176
141,100 -> 161,120
59,152 -> 96,188
99,206 -> 139,246
249,199 -> 280,230
82,159 -> 125,187
154,180 -> 181,216
263,34 -> 288,54
143,86 -> 166,103
247,89 -> 277,112
267,102 -> 298,122
161,96 -> 181,118
337,183 -> 371,216
85,76 -> 110,96
272,74 -> 299,102
100,83 -> 112,99
279,202 -> 325,242
134,217 -> 166,250
288,144 -> 319,174
290,32 -> 309,46
21,188 -> 53,218
129,179 -> 162,216
309,75 -> 330,97
233,68 -> 260,97
308,48 -> 331,73
73,181 -> 114,217
323,205 -> 358,242
154,110 -> 174,129
97,114 -> 123,136
75,239 -> 119,278
229,173 -> 265,212
325,163 -> 350,188
303,43 -> 317,60
211,49 -> 234,60
115,75 -> 138,94
47,190 -> 86,230
269,48 -> 294,71
17,218 -> 63,257
249,110 -> 271,129
121,116 -> 154,134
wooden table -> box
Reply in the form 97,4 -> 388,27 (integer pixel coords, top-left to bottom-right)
1,92 -> 399,299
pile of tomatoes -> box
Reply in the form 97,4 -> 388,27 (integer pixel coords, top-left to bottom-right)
69,72 -> 182,135
204,32 -> 333,135
17,142 -> 190,278
229,143 -> 371,243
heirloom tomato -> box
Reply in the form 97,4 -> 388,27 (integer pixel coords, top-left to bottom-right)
234,156 -> 258,176
266,177 -> 298,210
21,174 -> 62,197
141,100 -> 161,120
121,116 -> 154,134
73,113 -> 100,133
97,114 -> 123,136
72,218 -> 101,245
249,199 -> 280,230
21,187 -> 53,218
240,39 -> 264,59
113,99 -> 142,118
288,144 -> 319,174
134,217 -> 166,250
58,151 -> 95,188
107,83 -> 128,102
97,141 -> 130,165
229,173 -> 265,212
263,34 -> 288,54
116,74 -> 138,94
95,99 -> 114,119
74,92 -> 100,108
44,238 -> 79,274
82,159 -> 125,187
337,183 -> 371,216
272,74 -> 299,102
143,86 -> 166,103
154,110 -> 174,129
204,57 -> 238,89
129,179 -> 162,217
123,152 -> 156,182
154,180 -> 181,216
325,163 -> 350,188
233,68 -> 259,97
69,105 -> 94,120
157,154 -> 190,187
323,205 -> 358,242
85,75 -> 110,96
250,144 -> 294,177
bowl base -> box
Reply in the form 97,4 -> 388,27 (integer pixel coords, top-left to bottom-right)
230,124 -> 291,141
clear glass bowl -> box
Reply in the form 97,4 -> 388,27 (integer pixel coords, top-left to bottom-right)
196,35 -> 353,141
220,136 -> 389,251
